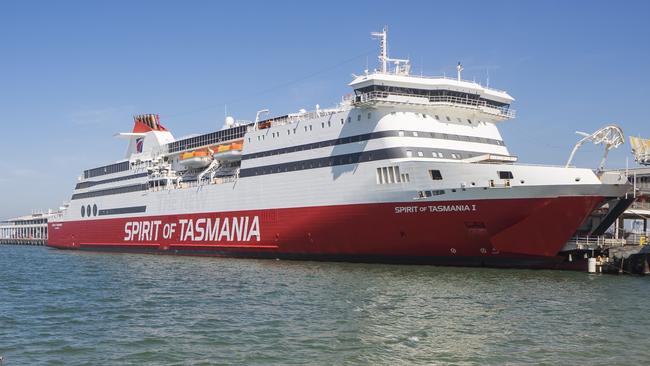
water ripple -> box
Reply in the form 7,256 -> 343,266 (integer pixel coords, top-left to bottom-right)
1,246 -> 649,365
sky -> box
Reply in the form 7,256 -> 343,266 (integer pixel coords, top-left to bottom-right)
0,0 -> 649,219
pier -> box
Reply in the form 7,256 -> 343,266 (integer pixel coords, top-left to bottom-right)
0,210 -> 61,246
559,167 -> 650,274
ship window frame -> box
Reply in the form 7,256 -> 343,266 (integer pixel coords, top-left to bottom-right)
498,171 -> 514,179
429,169 -> 443,180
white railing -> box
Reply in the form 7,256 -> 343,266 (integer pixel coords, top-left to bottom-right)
247,109 -> 345,131
366,71 -> 510,94
354,91 -> 516,118
566,235 -> 627,249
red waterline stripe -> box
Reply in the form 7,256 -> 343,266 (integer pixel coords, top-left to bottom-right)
79,242 -> 278,249
169,243 -> 279,249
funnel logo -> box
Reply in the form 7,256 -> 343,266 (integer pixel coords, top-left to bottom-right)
136,137 -> 144,153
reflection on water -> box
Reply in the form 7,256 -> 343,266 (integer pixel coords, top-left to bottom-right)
1,246 -> 649,365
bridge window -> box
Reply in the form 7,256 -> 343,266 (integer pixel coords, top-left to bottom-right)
429,170 -> 443,180
357,114 -> 361,121
498,171 -> 514,179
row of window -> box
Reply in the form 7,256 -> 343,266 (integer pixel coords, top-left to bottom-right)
71,183 -> 149,200
407,150 -> 465,159
76,172 -> 148,190
390,111 -> 478,125
84,161 -> 130,179
250,112 -> 374,143
167,125 -> 248,153
425,170 -> 512,182
81,204 -> 98,218
417,189 -> 446,198
240,146 -> 408,178
355,85 -> 510,108
240,145 -> 490,178
80,204 -> 147,218
244,129 -> 503,161
376,166 -> 410,185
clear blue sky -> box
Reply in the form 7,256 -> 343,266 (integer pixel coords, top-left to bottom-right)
1,0 -> 648,219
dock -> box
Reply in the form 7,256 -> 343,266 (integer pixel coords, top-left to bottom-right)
0,210 -> 62,246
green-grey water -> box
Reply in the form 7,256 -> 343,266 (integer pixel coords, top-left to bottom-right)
1,245 -> 649,365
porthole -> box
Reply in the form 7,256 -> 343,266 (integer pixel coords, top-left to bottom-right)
93,204 -> 98,216
81,205 -> 85,217
87,205 -> 91,217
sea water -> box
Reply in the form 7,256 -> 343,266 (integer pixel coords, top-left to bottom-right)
1,245 -> 649,365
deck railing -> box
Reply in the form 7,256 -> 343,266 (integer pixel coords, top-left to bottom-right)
354,91 -> 516,118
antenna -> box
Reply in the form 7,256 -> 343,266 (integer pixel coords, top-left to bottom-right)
370,26 -> 410,75
371,26 -> 388,73
457,62 -> 463,81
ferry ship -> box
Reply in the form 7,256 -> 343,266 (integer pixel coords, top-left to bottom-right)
47,28 -> 630,267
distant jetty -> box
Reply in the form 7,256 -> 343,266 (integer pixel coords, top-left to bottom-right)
0,209 -> 63,245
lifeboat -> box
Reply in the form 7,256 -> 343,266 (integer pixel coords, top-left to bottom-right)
213,140 -> 243,161
179,149 -> 213,168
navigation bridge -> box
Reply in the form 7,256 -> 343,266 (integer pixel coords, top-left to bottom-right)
349,26 -> 515,122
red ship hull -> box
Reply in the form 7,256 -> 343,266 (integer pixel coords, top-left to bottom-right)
47,196 -> 603,268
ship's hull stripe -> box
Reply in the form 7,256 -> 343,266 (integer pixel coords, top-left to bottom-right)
241,146 -> 481,177
75,172 -> 148,190
98,205 -> 147,216
242,129 -> 504,160
71,183 -> 149,200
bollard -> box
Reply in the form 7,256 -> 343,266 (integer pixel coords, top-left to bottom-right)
588,258 -> 597,273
